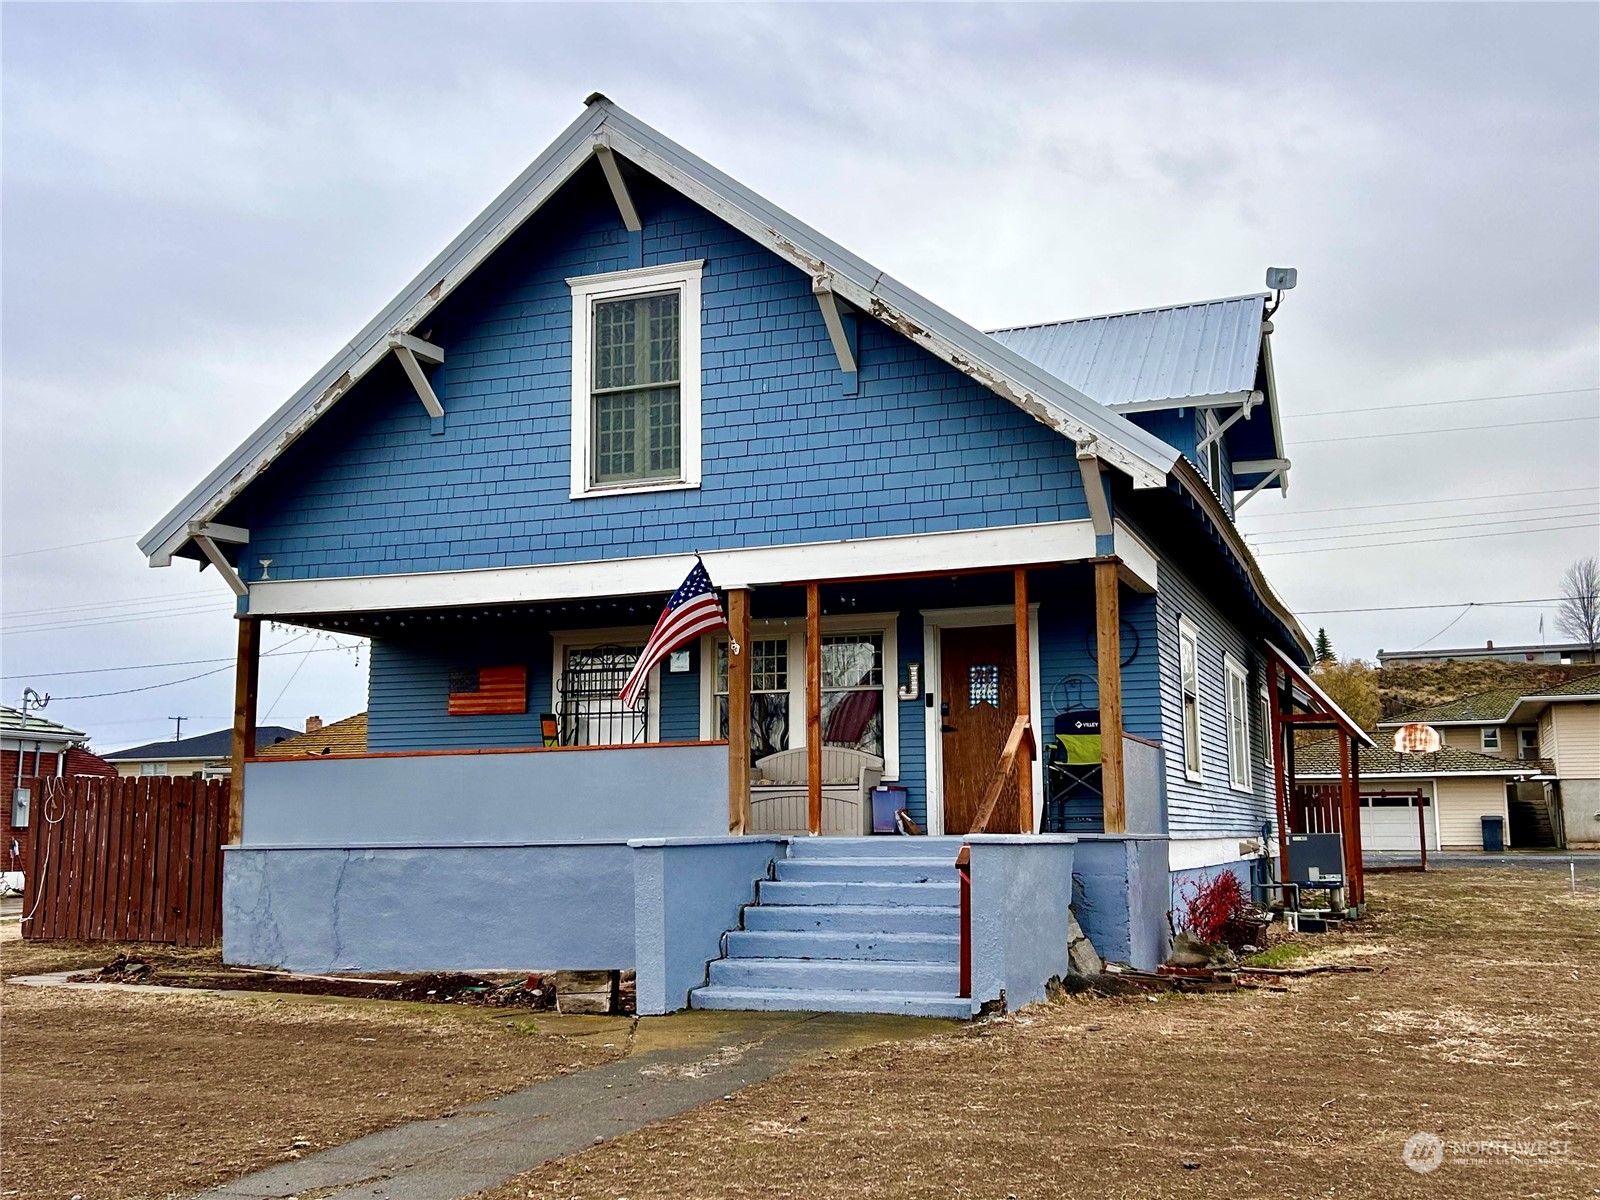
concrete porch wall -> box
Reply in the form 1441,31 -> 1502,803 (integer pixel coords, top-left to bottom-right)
1071,836 -> 1171,971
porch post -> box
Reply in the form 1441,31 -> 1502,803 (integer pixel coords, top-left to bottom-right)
1013,568 -> 1034,834
1094,559 -> 1126,833
1337,732 -> 1360,907
806,582 -> 823,836
1349,738 -> 1365,904
726,588 -> 752,835
228,616 -> 261,845
1267,657 -> 1291,896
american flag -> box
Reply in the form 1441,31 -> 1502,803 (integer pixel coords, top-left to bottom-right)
618,560 -> 728,710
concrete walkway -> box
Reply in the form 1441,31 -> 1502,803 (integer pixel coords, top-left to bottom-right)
184,1006 -> 946,1200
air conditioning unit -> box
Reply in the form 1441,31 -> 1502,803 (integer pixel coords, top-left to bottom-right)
1285,833 -> 1344,887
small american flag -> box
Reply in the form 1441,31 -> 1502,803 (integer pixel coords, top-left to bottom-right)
618,560 -> 728,710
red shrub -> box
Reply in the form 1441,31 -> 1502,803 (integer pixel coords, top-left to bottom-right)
1179,870 -> 1248,945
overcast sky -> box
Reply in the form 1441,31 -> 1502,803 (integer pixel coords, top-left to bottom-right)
3,2 -> 1597,753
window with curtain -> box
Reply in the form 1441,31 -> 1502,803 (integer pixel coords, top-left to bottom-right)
715,638 -> 790,765
821,632 -> 885,758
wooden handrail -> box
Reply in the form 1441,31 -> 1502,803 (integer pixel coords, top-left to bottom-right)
965,715 -> 1036,841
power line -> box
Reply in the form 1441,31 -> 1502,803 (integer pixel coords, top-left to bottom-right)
4,603 -> 231,636
0,589 -> 219,620
1412,605 -> 1475,651
1255,519 -> 1597,558
1246,501 -> 1598,541
1285,385 -> 1598,419
46,634 -> 355,701
1296,597 -> 1565,615
1293,414 -> 1596,447
1249,506 -> 1599,547
1238,485 -> 1598,522
0,640 -> 364,681
2,534 -> 138,559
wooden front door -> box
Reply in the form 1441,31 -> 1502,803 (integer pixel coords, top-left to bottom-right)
940,624 -> 1019,834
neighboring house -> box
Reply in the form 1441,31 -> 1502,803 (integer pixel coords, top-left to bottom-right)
255,714 -> 368,757
103,725 -> 299,779
1368,673 -> 1600,847
1,705 -> 117,883
1379,641 -> 1598,667
137,97 -> 1362,1017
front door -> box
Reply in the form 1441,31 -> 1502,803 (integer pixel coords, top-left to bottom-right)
940,624 -> 1019,834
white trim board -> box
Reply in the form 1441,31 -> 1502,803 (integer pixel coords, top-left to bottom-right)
549,625 -> 662,744
1167,837 -> 1269,872
244,519 -> 1158,617
921,604 -> 1043,837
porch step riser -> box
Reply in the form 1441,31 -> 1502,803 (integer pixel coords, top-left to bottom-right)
710,958 -> 959,992
757,880 -> 959,908
774,860 -> 955,884
725,930 -> 958,963
785,838 -> 964,860
742,904 -> 961,936
690,985 -> 973,1020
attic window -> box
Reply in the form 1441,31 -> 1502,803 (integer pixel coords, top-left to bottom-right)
569,262 -> 703,498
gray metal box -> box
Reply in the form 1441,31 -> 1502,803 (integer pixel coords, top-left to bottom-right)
1285,832 -> 1344,886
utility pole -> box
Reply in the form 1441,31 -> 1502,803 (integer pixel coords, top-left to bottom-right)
170,716 -> 187,742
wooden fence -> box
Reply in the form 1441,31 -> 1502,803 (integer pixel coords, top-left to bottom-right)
20,775 -> 227,946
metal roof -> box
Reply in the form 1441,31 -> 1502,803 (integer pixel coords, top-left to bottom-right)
141,95 -> 1181,566
989,294 -> 1267,410
103,726 -> 299,761
0,705 -> 86,742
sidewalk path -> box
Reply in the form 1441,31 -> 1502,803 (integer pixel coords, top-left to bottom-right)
189,1008 -> 948,1200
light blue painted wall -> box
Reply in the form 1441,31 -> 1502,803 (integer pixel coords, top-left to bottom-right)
223,843 -> 636,972
1072,836 -> 1170,970
240,743 -> 727,844
230,167 -> 1093,582
1155,557 -> 1275,838
632,836 -> 783,1014
966,835 -> 1076,1010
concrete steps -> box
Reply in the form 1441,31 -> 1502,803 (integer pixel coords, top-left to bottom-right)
689,838 -> 970,1020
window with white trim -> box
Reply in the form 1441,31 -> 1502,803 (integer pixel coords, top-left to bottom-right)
1178,618 -> 1202,780
1225,655 -> 1252,791
568,262 -> 702,497
714,637 -> 791,766
821,631 -> 886,759
1260,681 -> 1276,774
1480,727 -> 1501,752
139,762 -> 168,777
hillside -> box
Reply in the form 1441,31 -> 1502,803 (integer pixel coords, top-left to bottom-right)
1376,660 -> 1599,720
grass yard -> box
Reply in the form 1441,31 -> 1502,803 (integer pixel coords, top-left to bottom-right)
0,933 -> 629,1200
475,867 -> 1599,1200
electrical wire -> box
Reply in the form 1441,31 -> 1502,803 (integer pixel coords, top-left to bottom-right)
1412,605 -> 1475,650
1254,519 -> 1598,557
1295,597 -> 1564,615
1248,507 -> 1600,547
1245,501 -> 1599,541
1238,485 -> 1598,522
1284,385 -> 1597,419
0,639 -> 363,681
1292,414 -> 1596,447
2,534 -> 137,559
0,589 -> 219,620
262,650 -> 316,721
3,603 -> 231,636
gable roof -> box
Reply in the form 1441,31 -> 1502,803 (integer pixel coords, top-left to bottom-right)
255,713 -> 367,757
1266,642 -> 1376,747
1295,738 -> 1541,779
1379,671 -> 1600,727
141,95 -> 1182,568
990,294 -> 1288,495
0,705 -> 87,743
103,726 -> 299,761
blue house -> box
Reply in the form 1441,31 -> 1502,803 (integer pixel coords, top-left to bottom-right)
141,96 -> 1367,1017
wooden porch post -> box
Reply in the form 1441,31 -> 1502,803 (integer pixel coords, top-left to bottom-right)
726,588 -> 752,835
1337,732 -> 1361,907
1349,739 -> 1365,904
1094,559 -> 1126,833
1267,657 -> 1291,896
805,583 -> 823,835
227,616 -> 261,845
1013,568 -> 1034,834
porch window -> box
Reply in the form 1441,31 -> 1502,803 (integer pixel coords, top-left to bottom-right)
568,262 -> 703,498
1225,655 -> 1252,791
822,632 -> 885,758
1178,618 -> 1202,780
1481,727 -> 1500,753
558,644 -> 647,745
715,638 -> 791,765
1260,681 -> 1276,774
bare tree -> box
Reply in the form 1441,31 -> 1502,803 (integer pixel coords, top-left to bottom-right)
1556,557 -> 1600,661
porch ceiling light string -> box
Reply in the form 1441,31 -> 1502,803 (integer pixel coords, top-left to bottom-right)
42,631 -> 332,702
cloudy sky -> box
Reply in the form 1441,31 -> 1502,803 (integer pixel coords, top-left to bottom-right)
3,2 -> 1596,753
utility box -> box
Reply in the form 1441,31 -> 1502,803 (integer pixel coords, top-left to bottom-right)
10,787 -> 29,830
1481,815 -> 1505,852
1285,832 -> 1344,887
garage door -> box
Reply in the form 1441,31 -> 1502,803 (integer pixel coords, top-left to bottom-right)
1359,791 -> 1437,852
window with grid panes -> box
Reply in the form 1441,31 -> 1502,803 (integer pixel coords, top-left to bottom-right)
714,638 -> 790,766
591,291 -> 681,485
821,632 -> 885,758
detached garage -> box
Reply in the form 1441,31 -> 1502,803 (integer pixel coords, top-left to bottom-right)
1297,743 -> 1535,853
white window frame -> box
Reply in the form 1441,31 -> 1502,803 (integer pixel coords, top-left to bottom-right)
1480,726 -> 1501,752
550,626 -> 660,744
1178,616 -> 1203,782
1224,654 -> 1252,792
700,612 -> 900,781
1260,680 -> 1276,775
139,762 -> 169,777
567,261 -> 704,500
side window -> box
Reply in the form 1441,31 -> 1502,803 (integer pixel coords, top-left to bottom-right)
715,637 -> 791,766
821,632 -> 886,759
1225,656 -> 1252,791
1260,682 -> 1276,774
1178,618 -> 1202,780
1480,727 -> 1501,753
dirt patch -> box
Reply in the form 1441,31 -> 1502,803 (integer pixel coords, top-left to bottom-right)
2,928 -> 629,1200
473,868 -> 1599,1199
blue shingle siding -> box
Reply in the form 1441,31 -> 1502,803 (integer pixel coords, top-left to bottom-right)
368,636 -> 555,751
231,167 -> 1091,579
1035,581 -> 1160,741
1154,557 -> 1274,838
657,643 -> 701,742
895,608 -> 928,829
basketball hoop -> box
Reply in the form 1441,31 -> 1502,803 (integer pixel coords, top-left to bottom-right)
1393,722 -> 1441,754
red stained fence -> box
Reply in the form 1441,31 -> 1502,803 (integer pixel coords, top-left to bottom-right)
19,775 -> 226,946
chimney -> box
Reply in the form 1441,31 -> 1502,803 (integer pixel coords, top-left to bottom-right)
1486,640 -> 1494,650
305,716 -> 323,734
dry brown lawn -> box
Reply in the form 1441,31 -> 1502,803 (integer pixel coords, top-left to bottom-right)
474,868 -> 1599,1200
0,931 -> 627,1200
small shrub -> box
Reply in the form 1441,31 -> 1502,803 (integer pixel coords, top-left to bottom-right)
1179,870 -> 1249,946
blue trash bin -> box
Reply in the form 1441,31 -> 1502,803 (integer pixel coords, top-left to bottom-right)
871,786 -> 909,834
1481,815 -> 1505,852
